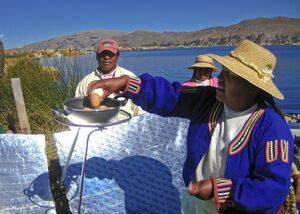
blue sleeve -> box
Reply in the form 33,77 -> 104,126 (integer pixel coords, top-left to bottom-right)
212,111 -> 294,213
236,115 -> 293,211
124,73 -> 214,119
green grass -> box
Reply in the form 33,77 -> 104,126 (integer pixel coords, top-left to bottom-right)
0,54 -> 84,213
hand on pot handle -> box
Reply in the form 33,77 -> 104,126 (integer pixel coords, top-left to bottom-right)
87,76 -> 128,99
188,178 -> 213,200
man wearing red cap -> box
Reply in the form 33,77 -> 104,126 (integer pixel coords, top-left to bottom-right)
75,38 -> 145,118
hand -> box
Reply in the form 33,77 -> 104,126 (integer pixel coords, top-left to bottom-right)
87,76 -> 127,99
295,178 -> 300,202
188,178 -> 213,200
296,191 -> 300,203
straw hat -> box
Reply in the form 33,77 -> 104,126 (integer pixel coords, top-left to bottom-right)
208,40 -> 284,99
188,55 -> 219,72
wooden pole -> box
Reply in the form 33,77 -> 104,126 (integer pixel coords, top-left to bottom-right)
11,78 -> 31,134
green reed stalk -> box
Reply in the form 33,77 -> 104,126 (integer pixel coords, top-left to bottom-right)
0,54 -> 85,135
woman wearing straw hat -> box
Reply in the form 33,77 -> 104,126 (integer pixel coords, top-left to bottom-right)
87,40 -> 293,213
182,55 -> 219,87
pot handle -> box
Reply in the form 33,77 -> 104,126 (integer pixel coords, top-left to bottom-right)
50,106 -> 69,118
113,95 -> 129,106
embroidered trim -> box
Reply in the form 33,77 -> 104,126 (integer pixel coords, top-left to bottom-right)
211,177 -> 234,212
229,109 -> 265,155
192,79 -> 196,87
230,51 -> 274,84
128,76 -> 141,84
95,67 -> 116,79
266,140 -> 279,163
180,86 -> 198,93
195,60 -> 214,66
208,102 -> 223,135
125,76 -> 141,94
293,174 -> 300,179
209,77 -> 214,87
280,140 -> 289,163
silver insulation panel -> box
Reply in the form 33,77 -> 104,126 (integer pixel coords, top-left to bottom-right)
0,134 -> 55,214
54,113 -> 189,213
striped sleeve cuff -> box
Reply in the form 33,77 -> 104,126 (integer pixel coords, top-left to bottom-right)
116,75 -> 142,96
123,75 -> 141,94
211,176 -> 235,211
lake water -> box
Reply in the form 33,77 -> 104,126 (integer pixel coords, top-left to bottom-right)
45,45 -> 300,110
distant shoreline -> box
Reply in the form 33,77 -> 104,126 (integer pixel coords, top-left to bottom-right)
5,43 -> 299,58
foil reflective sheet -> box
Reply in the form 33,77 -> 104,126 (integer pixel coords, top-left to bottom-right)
0,134 -> 55,214
54,113 -> 189,213
291,128 -> 300,138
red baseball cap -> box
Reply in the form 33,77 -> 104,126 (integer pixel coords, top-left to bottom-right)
97,39 -> 119,54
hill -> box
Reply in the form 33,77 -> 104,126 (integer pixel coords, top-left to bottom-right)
21,16 -> 300,51
21,29 -> 129,51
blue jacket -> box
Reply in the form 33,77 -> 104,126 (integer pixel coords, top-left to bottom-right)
123,73 -> 294,213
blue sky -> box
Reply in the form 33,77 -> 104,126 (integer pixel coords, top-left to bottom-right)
1,0 -> 300,49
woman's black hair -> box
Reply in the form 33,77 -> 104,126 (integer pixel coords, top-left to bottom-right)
192,68 -> 213,78
256,89 -> 284,118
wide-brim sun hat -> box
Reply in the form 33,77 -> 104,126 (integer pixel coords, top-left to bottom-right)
208,40 -> 284,99
188,55 -> 219,72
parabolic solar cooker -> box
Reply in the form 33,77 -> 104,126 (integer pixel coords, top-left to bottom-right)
51,96 -> 131,213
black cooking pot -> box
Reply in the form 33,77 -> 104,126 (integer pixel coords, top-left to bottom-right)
51,96 -> 128,125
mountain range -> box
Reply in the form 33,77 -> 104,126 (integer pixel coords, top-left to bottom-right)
21,16 -> 300,51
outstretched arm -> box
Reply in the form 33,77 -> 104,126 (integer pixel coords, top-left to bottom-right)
87,76 -> 127,99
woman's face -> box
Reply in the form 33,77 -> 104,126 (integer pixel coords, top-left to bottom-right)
193,67 -> 212,81
216,66 -> 258,111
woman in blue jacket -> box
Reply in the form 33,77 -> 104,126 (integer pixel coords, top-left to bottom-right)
87,40 -> 294,213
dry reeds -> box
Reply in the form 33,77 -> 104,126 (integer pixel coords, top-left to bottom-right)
0,53 -> 85,212
0,40 -> 4,78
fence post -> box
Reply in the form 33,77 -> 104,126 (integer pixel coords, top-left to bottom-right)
11,78 -> 31,134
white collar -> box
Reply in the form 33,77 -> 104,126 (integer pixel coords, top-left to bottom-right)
96,65 -> 118,79
224,103 -> 258,119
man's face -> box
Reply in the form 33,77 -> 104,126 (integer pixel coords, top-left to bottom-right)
97,50 -> 119,74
